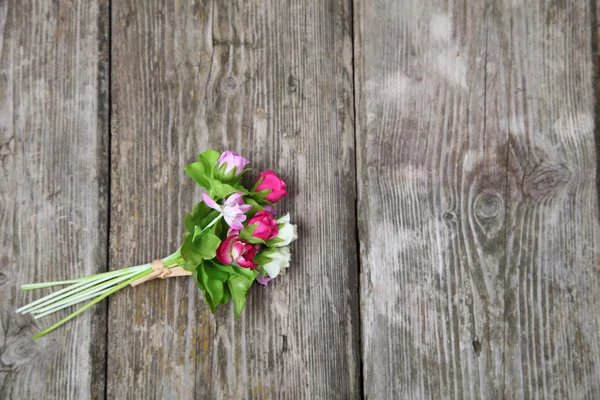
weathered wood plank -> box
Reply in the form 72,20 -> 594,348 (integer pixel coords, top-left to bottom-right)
199,1 -> 359,397
0,1 -> 109,399
355,0 -> 600,398
499,1 -> 600,397
356,0 -> 504,397
107,1 -> 212,398
108,0 -> 360,398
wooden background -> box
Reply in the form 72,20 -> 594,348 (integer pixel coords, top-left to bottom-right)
1,0 -> 599,398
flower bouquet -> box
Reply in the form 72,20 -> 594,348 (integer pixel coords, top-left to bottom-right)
17,150 -> 297,339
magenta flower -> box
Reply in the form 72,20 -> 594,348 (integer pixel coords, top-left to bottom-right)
216,151 -> 250,181
256,275 -> 273,287
216,234 -> 258,269
255,170 -> 287,203
247,210 -> 279,240
202,192 -> 252,230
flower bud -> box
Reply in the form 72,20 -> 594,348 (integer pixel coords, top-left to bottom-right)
215,151 -> 249,182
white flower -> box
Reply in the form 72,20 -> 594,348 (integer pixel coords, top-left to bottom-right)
272,213 -> 298,247
262,247 -> 291,278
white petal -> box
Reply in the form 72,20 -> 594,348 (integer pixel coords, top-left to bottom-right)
276,213 -> 290,224
263,261 -> 281,278
262,247 -> 291,278
273,223 -> 297,247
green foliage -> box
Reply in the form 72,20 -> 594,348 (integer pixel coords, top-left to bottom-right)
181,150 -> 262,317
184,150 -> 248,200
193,260 -> 257,317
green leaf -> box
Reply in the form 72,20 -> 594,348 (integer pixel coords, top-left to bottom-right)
192,268 -> 217,314
198,210 -> 220,232
181,233 -> 204,265
266,237 -> 285,246
181,229 -> 221,266
221,285 -> 232,304
200,265 -> 224,305
197,149 -> 221,174
210,179 -> 246,198
184,161 -> 212,190
203,260 -> 230,282
231,265 -> 258,281
193,231 -> 221,260
228,274 -> 254,318
182,261 -> 200,273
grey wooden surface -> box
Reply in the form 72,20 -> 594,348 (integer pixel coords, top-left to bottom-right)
0,0 -> 599,399
356,0 -> 600,398
0,1 -> 109,399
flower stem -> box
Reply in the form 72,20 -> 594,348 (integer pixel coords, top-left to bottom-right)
20,248 -> 188,339
202,214 -> 223,233
33,268 -> 152,339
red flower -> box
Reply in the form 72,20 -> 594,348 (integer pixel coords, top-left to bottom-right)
247,210 -> 279,241
216,234 -> 258,269
255,170 -> 287,203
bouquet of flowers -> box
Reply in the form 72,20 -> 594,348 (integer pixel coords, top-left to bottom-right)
17,150 -> 298,339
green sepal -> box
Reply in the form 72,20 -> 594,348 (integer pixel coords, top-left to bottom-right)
239,224 -> 267,245
249,189 -> 273,204
215,166 -> 252,184
266,237 -> 285,246
252,251 -> 274,267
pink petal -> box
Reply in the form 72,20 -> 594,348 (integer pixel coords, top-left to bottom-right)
228,217 -> 245,230
238,204 -> 252,213
256,275 -> 273,287
225,192 -> 244,205
202,193 -> 221,211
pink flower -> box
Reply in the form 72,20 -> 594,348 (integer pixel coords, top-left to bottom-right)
203,192 -> 252,230
256,275 -> 273,287
216,234 -> 258,269
247,210 -> 279,241
217,151 -> 249,178
255,170 -> 287,203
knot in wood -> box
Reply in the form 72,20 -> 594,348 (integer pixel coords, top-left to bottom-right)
221,77 -> 239,94
474,192 -> 502,220
522,163 -> 571,200
473,191 -> 504,238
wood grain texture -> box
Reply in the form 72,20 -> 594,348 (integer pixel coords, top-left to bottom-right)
0,1 -> 109,399
108,0 -> 360,398
199,1 -> 359,398
499,1 -> 600,397
108,1 -> 212,398
355,0 -> 600,398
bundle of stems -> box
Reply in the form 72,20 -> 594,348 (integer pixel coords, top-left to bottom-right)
16,250 -> 182,339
